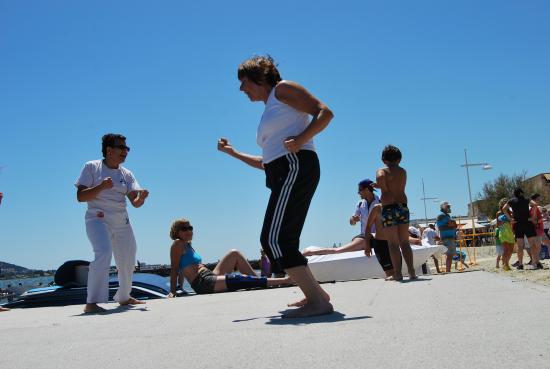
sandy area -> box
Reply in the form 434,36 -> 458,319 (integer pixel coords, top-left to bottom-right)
427,245 -> 550,286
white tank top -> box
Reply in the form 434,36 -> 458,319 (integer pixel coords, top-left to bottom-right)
257,85 -> 315,164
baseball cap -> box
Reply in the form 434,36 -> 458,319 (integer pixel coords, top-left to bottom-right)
358,179 -> 376,191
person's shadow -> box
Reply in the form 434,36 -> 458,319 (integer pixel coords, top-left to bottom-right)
73,305 -> 149,317
233,311 -> 371,325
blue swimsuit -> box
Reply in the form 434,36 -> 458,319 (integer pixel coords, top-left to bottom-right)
179,244 -> 202,270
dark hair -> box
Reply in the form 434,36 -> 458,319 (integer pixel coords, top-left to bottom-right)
101,133 -> 126,158
513,188 -> 524,198
238,55 -> 282,87
530,193 -> 540,201
381,145 -> 402,163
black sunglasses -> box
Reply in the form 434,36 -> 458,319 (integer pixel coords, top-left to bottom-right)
111,144 -> 130,152
180,225 -> 193,231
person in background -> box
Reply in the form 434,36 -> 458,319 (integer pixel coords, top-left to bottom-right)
496,198 -> 515,271
75,133 -> 149,313
376,145 -> 416,281
218,55 -> 334,317
168,218 -> 292,296
422,224 -> 442,273
260,249 -> 272,277
502,188 -> 539,270
542,207 -> 550,259
436,201 -> 458,272
303,179 -> 380,256
530,194 -> 549,266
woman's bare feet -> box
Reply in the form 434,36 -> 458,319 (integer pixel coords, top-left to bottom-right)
84,303 -> 107,314
119,297 -> 145,306
283,300 -> 334,318
287,288 -> 330,307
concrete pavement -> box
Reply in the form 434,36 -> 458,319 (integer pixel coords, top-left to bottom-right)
1,271 -> 549,369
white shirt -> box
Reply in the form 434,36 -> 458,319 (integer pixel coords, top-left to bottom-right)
422,228 -> 437,245
75,160 -> 141,212
257,86 -> 315,164
354,195 -> 380,234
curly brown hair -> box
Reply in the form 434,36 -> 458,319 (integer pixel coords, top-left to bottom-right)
237,55 -> 282,87
169,218 -> 190,240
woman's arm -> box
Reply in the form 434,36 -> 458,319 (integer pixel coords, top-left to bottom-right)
169,242 -> 183,296
76,178 -> 113,202
275,81 -> 334,153
128,190 -> 149,208
217,138 -> 264,170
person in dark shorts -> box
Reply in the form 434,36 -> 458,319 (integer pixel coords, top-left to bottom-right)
376,145 -> 416,281
167,219 -> 292,296
502,188 -> 539,270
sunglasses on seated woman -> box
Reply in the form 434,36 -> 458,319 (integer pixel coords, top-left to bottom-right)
180,225 -> 193,231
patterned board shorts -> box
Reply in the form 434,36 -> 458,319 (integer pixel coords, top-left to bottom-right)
381,203 -> 410,227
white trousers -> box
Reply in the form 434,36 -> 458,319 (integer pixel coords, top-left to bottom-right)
85,209 -> 137,304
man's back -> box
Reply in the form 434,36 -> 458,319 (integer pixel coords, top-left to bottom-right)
377,166 -> 407,205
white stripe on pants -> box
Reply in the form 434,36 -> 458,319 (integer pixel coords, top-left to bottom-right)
85,210 -> 136,304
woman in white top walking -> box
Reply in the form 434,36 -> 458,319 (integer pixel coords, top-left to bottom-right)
218,55 -> 334,318
76,133 -> 149,313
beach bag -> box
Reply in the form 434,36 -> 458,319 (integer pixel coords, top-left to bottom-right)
498,223 -> 515,244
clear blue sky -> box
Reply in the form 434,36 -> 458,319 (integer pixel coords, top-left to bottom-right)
1,0 -> 548,270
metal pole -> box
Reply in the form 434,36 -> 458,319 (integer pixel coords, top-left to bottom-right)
464,149 -> 477,264
422,178 -> 428,227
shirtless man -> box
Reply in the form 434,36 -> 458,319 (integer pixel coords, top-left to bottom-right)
375,145 -> 416,281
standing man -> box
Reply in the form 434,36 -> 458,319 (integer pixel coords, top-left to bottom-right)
502,188 -> 539,270
436,201 -> 458,272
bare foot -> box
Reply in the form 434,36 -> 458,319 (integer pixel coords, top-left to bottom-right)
283,300 -> 334,319
0,307 -> 10,312
384,275 -> 394,281
119,297 -> 146,306
84,303 -> 107,314
287,289 -> 330,307
393,272 -> 404,281
409,275 -> 418,281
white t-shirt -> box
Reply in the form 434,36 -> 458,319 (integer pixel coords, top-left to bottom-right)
422,228 -> 437,245
75,160 -> 141,212
257,86 -> 315,164
353,196 -> 380,234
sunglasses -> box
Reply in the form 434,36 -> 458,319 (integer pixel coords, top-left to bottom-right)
180,225 -> 193,231
111,144 -> 131,152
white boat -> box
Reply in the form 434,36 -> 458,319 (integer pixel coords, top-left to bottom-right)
306,244 -> 446,282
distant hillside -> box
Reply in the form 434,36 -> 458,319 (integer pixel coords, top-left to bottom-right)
0,261 -> 30,273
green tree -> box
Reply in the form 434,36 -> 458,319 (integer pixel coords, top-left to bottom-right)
476,171 -> 540,219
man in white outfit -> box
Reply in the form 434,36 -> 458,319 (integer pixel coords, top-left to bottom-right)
76,133 -> 149,313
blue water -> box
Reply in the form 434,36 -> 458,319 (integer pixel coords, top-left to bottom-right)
0,276 -> 54,290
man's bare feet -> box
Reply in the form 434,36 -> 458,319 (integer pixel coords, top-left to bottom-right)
0,307 -> 10,312
409,274 -> 418,281
287,289 -> 330,307
119,297 -> 145,306
283,300 -> 334,318
84,303 -> 107,314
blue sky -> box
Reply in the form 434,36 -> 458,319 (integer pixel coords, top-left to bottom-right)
1,0 -> 548,270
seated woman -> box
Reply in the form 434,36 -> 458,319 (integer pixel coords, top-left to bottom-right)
168,218 -> 292,296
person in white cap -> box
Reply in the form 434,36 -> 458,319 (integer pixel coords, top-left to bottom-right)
436,201 -> 457,272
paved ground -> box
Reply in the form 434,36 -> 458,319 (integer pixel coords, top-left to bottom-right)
1,270 -> 550,369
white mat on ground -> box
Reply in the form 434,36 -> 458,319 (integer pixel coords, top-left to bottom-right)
306,244 -> 446,282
